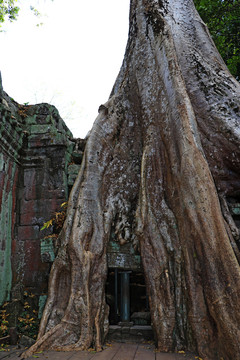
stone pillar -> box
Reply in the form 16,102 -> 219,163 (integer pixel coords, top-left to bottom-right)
115,269 -> 118,319
120,271 -> 131,322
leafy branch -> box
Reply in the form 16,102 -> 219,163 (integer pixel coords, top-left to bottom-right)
41,202 -> 68,235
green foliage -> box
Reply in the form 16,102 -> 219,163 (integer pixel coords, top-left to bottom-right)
0,0 -> 19,26
17,291 -> 39,339
0,303 -> 9,337
30,5 -> 40,18
41,218 -> 53,231
41,202 -> 68,234
0,292 -> 40,341
17,311 -> 39,339
194,0 -> 240,80
0,0 -> 54,28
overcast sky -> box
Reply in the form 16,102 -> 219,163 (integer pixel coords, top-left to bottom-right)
0,0 -> 130,138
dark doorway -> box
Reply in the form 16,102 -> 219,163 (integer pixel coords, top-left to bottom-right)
106,269 -> 150,325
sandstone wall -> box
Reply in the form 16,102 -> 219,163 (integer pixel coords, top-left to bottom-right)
0,76 -> 24,304
0,74 -> 84,305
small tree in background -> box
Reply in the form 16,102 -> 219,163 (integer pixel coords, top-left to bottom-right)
194,0 -> 240,79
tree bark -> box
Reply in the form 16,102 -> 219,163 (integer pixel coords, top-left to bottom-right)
22,0 -> 240,359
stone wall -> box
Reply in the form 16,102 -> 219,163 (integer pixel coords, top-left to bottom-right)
0,74 -> 24,304
11,103 -> 74,299
0,74 -> 84,305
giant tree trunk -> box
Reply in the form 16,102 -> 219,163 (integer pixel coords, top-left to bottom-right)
22,0 -> 240,359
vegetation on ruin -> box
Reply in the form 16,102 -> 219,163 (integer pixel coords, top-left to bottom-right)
0,304 -> 9,338
17,292 -> 39,340
0,291 -> 40,344
41,202 -> 68,238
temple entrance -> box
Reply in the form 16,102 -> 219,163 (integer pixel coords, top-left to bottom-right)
106,269 -> 150,325
106,238 -> 153,341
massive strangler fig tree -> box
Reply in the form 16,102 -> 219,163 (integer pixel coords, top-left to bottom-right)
23,0 -> 240,359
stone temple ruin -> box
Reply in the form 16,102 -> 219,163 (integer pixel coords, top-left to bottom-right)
1,72 -> 240,346
0,74 -> 153,344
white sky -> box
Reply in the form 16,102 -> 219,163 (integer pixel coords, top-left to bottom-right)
0,0 -> 130,138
